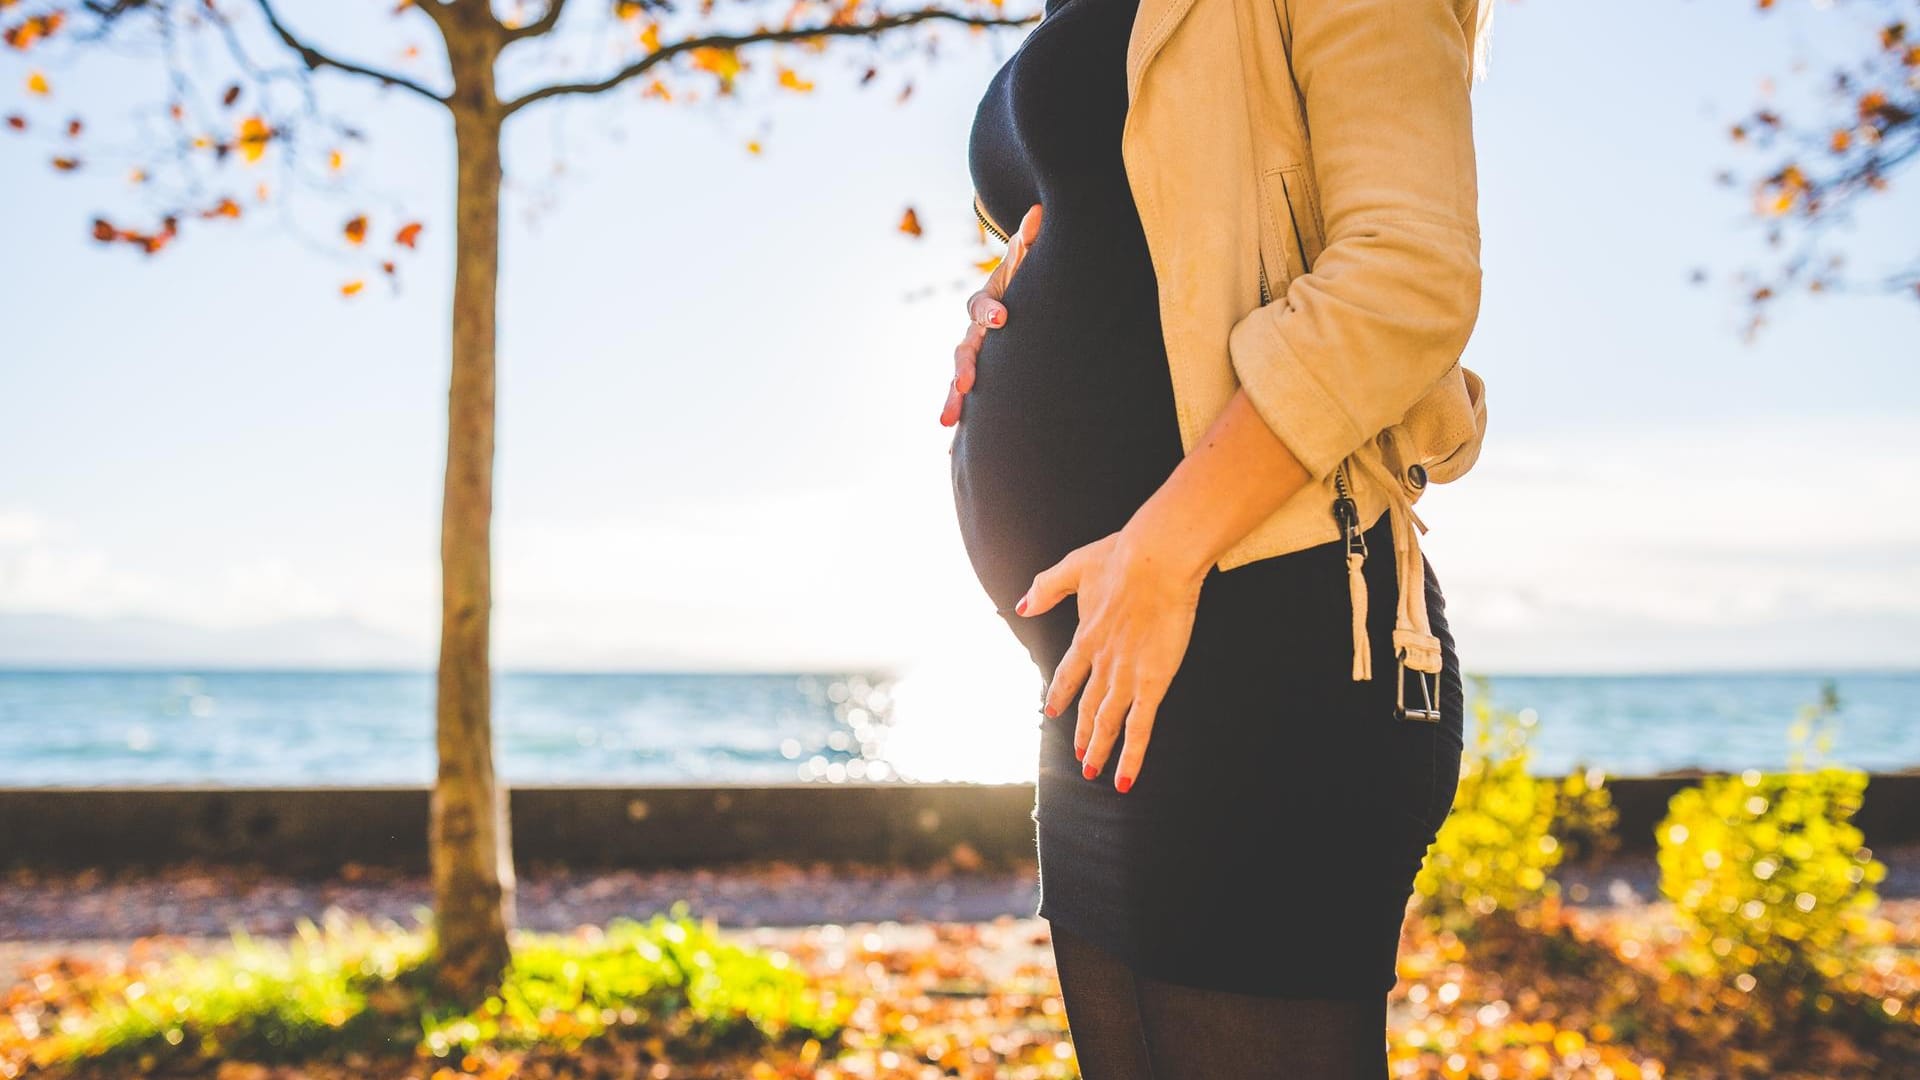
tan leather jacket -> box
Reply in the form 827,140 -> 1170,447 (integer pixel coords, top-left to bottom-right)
971,0 -> 1488,692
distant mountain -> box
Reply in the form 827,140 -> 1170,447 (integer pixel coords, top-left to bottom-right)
0,611 -> 431,669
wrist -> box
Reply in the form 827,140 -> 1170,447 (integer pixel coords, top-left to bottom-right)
1118,496 -> 1217,590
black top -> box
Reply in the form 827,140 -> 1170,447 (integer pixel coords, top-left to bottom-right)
950,0 -> 1186,621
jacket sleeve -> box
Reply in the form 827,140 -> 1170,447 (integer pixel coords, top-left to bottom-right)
1227,0 -> 1484,482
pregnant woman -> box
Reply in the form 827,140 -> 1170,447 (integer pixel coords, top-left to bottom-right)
942,0 -> 1493,1074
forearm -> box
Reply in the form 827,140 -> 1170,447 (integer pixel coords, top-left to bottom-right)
1118,388 -> 1314,585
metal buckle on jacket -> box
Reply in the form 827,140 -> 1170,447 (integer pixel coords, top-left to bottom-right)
1395,650 -> 1441,723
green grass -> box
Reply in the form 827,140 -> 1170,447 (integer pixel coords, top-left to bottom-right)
26,905 -> 842,1074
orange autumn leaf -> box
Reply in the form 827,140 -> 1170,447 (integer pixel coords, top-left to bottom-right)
255,182 -> 270,202
221,83 -> 241,107
201,197 -> 241,218
6,114 -> 24,131
237,115 -> 272,164
898,207 -> 922,237
778,68 -> 815,92
50,155 -> 78,170
25,69 -> 49,95
344,214 -> 369,245
690,46 -> 743,89
65,117 -> 80,137
328,149 -> 345,171
640,22 -> 661,52
395,221 -> 423,248
341,280 -> 365,296
5,12 -> 63,50
616,0 -> 644,18
974,256 -> 1002,273
381,260 -> 397,275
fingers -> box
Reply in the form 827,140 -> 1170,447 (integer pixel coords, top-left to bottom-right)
967,288 -> 1007,330
954,321 -> 983,394
1110,687 -> 1163,793
1079,664 -> 1131,780
940,379 -> 963,427
1046,636 -> 1092,723
1077,658 -> 1119,777
1017,546 -> 1084,619
1016,202 -> 1044,248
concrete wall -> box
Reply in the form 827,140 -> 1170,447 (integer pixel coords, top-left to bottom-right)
2,775 -> 1916,874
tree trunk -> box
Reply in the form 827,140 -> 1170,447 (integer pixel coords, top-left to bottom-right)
431,97 -> 515,1005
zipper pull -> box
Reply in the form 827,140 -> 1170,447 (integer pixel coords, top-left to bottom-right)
1333,481 -> 1371,682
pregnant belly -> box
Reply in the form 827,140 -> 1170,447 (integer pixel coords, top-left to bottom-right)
947,254 -> 1184,613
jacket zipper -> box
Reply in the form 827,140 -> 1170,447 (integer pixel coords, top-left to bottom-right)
1258,260 -> 1271,305
973,194 -> 1011,245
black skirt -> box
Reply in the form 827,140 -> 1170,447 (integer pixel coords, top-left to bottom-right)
949,0 -> 1466,999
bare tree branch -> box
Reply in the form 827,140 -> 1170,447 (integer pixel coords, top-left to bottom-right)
500,8 -> 1035,116
504,0 -> 572,43
251,0 -> 450,105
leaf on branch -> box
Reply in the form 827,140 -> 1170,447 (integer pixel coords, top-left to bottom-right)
222,84 -> 242,107
746,139 -> 762,154
690,46 -> 744,92
91,215 -> 178,255
341,280 -> 365,297
344,215 -> 369,246
201,198 -> 242,219
50,156 -> 78,171
329,149 -> 345,172
395,222 -> 423,248
617,1 -> 645,19
778,68 -> 815,93
5,114 -> 24,131
25,69 -> 48,95
238,116 -> 273,164
65,117 -> 79,137
4,12 -> 62,51
898,207 -> 922,237
640,23 -> 662,52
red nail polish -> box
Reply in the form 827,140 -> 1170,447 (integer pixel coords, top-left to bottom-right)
1073,742 -> 1084,761
1116,776 -> 1133,794
1083,762 -> 1097,780
1015,596 -> 1029,616
1044,703 -> 1058,718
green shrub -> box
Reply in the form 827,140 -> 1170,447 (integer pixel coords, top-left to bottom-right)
29,906 -> 841,1073
1550,765 -> 1620,867
1414,677 -> 1565,926
1656,684 -> 1887,992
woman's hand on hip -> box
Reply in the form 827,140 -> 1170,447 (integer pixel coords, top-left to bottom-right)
1015,523 -> 1209,793
941,202 -> 1044,427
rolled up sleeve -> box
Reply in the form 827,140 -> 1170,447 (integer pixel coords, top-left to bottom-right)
1228,0 -> 1484,482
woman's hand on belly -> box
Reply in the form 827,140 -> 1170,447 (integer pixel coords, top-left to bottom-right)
941,202 -> 1043,428
1015,527 -> 1207,794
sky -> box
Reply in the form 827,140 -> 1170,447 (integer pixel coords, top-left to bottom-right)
0,0 -> 1916,679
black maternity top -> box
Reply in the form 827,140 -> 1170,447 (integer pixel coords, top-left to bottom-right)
950,0 -> 1468,999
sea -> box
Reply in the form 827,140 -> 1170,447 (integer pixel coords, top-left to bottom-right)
0,668 -> 1914,787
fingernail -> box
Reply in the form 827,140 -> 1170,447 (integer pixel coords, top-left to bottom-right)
1116,775 -> 1133,794
1014,594 -> 1029,616
1082,762 -> 1098,780
1045,703 -> 1059,718
989,312 -> 1003,327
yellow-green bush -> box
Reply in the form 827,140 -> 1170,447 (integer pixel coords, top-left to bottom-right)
1656,686 -> 1887,990
1414,678 -> 1565,926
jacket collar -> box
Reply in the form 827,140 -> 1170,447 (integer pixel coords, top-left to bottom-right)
1126,0 -> 1203,100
